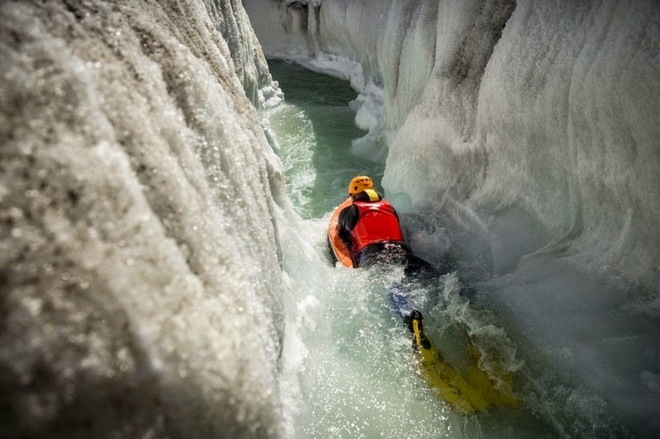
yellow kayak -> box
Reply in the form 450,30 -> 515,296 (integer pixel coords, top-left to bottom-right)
411,314 -> 519,414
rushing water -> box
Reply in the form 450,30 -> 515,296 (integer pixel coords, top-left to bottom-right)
267,60 -> 383,218
267,61 -> 637,439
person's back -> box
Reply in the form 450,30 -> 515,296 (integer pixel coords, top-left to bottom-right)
332,176 -> 436,278
335,177 -> 405,266
338,190 -> 408,266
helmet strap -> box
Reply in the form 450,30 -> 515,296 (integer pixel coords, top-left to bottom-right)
364,189 -> 379,202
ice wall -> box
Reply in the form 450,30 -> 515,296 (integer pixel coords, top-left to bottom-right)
0,0 -> 289,437
388,0 -> 660,298
246,0 -> 660,299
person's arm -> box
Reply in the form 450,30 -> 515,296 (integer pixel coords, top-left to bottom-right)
337,204 -> 359,247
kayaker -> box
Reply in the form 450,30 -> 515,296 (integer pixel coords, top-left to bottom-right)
326,177 -> 520,412
330,175 -> 436,279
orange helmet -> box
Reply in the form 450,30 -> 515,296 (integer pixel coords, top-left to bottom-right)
348,176 -> 374,195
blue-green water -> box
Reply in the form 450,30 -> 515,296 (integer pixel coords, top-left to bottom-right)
267,60 -> 384,218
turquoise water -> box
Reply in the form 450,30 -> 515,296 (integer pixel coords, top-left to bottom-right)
267,61 -> 630,439
267,60 -> 384,218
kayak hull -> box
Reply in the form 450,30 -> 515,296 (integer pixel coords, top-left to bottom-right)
412,318 -> 519,413
327,197 -> 354,268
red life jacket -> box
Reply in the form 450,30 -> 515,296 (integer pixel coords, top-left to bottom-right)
349,199 -> 405,254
